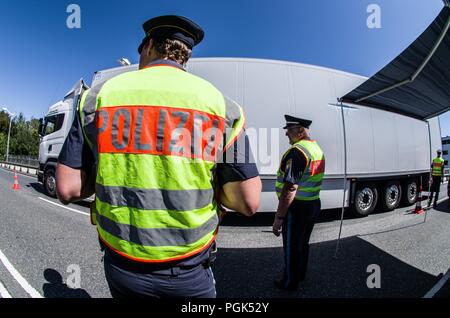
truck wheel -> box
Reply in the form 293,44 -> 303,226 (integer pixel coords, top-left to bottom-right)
352,184 -> 378,217
44,168 -> 57,198
402,179 -> 418,206
379,182 -> 402,211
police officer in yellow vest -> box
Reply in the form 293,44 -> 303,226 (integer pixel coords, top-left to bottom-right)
428,149 -> 445,209
56,15 -> 261,298
272,115 -> 325,291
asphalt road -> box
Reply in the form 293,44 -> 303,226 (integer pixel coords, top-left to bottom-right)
0,167 -> 449,298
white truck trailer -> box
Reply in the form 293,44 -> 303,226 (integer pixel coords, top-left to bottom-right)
37,57 -> 442,216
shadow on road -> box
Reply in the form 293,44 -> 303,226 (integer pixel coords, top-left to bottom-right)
27,182 -> 46,195
212,236 -> 438,298
42,268 -> 91,298
220,208 -> 368,227
433,198 -> 449,214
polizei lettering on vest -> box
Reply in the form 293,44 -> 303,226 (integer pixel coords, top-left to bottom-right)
97,105 -> 225,161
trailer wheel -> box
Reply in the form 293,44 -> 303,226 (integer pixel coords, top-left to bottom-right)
402,179 -> 418,206
352,184 -> 378,217
44,168 -> 57,198
379,182 -> 402,211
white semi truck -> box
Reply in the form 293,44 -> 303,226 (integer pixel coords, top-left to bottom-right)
38,58 -> 442,216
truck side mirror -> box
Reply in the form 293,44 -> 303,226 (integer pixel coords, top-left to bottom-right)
38,118 -> 45,137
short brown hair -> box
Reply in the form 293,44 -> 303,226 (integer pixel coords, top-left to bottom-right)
289,126 -> 310,140
152,38 -> 192,66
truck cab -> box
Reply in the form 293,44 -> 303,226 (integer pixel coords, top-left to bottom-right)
38,80 -> 87,197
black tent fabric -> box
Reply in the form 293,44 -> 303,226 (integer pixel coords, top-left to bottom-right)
341,6 -> 450,120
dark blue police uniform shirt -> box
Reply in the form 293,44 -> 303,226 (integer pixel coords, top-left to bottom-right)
280,147 -> 307,185
58,60 -> 259,268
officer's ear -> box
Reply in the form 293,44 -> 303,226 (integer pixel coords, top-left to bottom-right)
145,39 -> 154,56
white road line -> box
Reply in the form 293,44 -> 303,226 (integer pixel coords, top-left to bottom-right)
0,249 -> 42,298
423,269 -> 450,298
0,167 -> 37,180
0,280 -> 13,298
38,197 -> 90,217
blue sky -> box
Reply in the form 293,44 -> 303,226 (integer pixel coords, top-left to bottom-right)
0,0 -> 449,136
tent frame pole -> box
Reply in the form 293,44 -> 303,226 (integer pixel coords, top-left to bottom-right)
425,121 -> 433,223
335,102 -> 348,258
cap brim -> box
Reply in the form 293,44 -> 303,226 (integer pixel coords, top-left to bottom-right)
283,124 -> 305,129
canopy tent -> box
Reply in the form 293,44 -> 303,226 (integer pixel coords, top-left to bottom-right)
340,4 -> 450,120
335,3 -> 450,257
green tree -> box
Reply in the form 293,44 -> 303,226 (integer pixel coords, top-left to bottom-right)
0,111 -> 9,134
0,111 -> 11,160
0,111 -> 40,159
0,132 -> 6,160
9,113 -> 39,157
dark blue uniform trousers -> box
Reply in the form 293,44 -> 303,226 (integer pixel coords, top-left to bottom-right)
103,250 -> 216,298
428,176 -> 442,206
282,199 -> 321,288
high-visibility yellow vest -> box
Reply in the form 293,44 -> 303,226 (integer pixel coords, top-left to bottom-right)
432,157 -> 444,177
276,140 -> 325,201
79,63 -> 245,263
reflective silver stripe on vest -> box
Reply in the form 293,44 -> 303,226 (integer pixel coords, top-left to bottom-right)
217,96 -> 243,162
298,180 -> 323,188
97,212 -> 218,246
276,176 -> 321,188
295,190 -> 320,198
96,184 -> 214,211
276,190 -> 320,199
81,83 -> 106,155
224,96 -> 242,129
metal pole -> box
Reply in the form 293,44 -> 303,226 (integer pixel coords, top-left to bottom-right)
424,121 -> 432,223
335,102 -> 348,258
6,116 -> 12,163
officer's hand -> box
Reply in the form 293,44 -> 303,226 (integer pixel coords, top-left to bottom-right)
272,218 -> 284,237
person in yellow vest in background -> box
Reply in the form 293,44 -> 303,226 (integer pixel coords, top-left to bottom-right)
55,15 -> 261,298
272,115 -> 325,291
428,149 -> 445,209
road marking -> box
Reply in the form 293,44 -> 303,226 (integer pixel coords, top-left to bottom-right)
38,197 -> 90,217
0,249 -> 42,298
0,280 -> 12,298
423,268 -> 450,298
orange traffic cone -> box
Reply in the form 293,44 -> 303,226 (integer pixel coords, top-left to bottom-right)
12,173 -> 20,190
414,185 -> 424,214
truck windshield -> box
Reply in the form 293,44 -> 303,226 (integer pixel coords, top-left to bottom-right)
43,113 -> 65,136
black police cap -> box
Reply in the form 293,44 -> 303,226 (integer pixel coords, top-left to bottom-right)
283,115 -> 312,129
138,15 -> 204,54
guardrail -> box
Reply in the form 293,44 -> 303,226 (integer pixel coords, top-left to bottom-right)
0,160 -> 39,176
2,155 -> 39,168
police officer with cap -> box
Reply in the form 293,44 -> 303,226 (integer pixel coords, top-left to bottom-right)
428,149 -> 445,208
56,15 -> 261,298
273,115 -> 325,291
